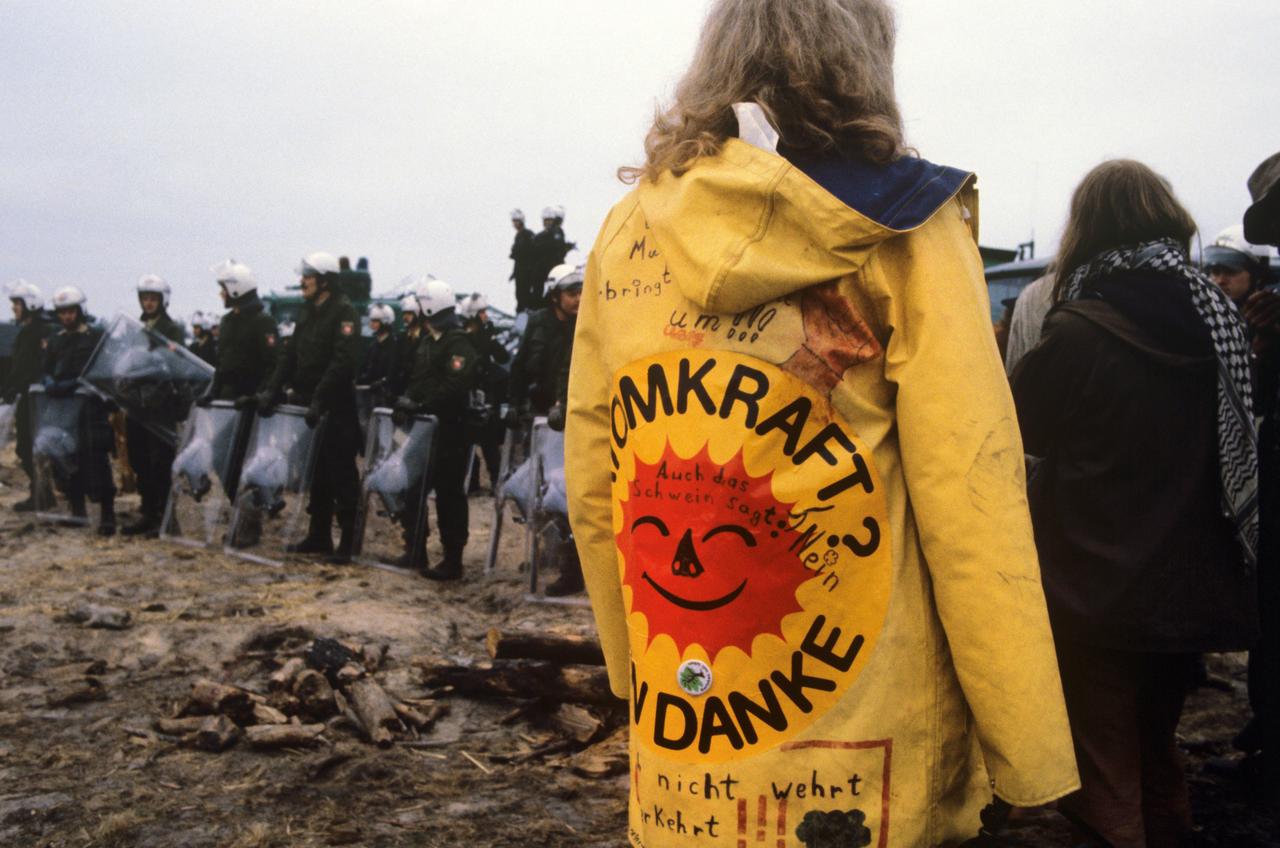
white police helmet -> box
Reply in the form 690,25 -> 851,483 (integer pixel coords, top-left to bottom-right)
458,292 -> 488,319
541,206 -> 557,222
7,280 -> 42,312
416,278 -> 456,319
368,303 -> 395,326
543,264 -> 585,298
295,252 -> 341,278
399,293 -> 422,316
137,274 -> 171,308
1204,225 -> 1274,274
211,260 -> 258,299
52,286 -> 87,310
510,209 -> 525,222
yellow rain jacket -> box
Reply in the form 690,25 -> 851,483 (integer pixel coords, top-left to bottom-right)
566,137 -> 1078,848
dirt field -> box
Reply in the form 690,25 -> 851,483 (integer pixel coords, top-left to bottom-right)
0,452 -> 1275,848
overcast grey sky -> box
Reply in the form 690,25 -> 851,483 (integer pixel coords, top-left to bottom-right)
2,0 -> 1278,319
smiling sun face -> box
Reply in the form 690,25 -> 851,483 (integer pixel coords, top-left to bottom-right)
616,442 -> 811,661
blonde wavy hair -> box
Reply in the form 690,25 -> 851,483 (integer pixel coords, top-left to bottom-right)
619,0 -> 906,184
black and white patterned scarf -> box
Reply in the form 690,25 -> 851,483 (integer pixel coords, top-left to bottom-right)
1062,238 -> 1259,568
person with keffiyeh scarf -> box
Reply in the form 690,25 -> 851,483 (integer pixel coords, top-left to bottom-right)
1011,159 -> 1260,848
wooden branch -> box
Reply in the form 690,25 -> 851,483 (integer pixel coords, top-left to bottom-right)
181,678 -> 254,724
292,670 -> 337,720
243,723 -> 326,749
269,658 -> 305,692
485,629 -> 605,666
194,715 -> 241,752
346,678 -> 402,747
415,658 -> 615,705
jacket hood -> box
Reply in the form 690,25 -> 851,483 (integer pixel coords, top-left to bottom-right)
633,138 -> 973,314
1056,271 -> 1216,368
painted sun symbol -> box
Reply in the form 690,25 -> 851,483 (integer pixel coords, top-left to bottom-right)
617,442 -> 812,661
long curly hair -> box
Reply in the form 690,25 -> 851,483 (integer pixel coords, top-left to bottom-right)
619,0 -> 906,184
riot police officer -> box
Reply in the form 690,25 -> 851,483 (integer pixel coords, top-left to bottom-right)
394,279 -> 478,580
509,209 -> 540,313
122,275 -> 184,537
392,288 -> 423,397
188,311 -> 219,367
509,263 -> 581,419
259,252 -> 361,563
530,206 -> 574,296
43,286 -> 116,534
359,303 -> 399,409
459,292 -> 509,492
2,281 -> 52,511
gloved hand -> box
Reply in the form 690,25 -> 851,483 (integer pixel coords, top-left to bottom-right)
304,404 -> 322,429
503,404 -> 525,430
392,396 -> 417,428
233,395 -> 256,411
255,390 -> 276,417
547,401 -> 566,432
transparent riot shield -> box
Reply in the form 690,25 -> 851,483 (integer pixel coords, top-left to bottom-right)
80,314 -> 214,446
0,401 -> 14,450
160,401 -> 250,549
489,418 -> 584,604
352,409 -> 438,573
30,385 -> 92,527
224,405 -> 323,566
355,385 -> 375,444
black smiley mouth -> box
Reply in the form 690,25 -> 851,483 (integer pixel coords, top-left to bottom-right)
640,572 -> 748,611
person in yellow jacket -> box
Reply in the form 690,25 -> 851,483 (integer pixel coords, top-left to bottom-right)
565,2 -> 1079,846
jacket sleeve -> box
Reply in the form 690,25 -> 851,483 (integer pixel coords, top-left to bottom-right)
565,235 -> 631,699
313,305 -> 359,410
881,202 -> 1079,806
1008,310 -> 1092,457
265,320 -> 293,400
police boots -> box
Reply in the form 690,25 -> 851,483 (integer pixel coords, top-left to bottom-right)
97,498 -> 116,537
287,512 -> 334,556
422,545 -> 463,581
326,516 -> 356,565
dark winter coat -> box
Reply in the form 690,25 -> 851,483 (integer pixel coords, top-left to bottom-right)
509,307 -> 571,413
211,300 -> 278,401
405,320 -> 478,424
531,224 -> 572,285
189,335 -> 218,367
2,316 -> 52,402
268,292 -> 359,414
510,227 -> 537,283
142,311 -> 184,345
1011,269 -> 1260,653
359,332 -> 399,390
465,321 -> 510,404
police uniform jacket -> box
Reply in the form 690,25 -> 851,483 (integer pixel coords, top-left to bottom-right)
510,307 -> 571,413
511,227 -> 537,282
392,328 -> 422,396
212,299 -> 278,400
189,335 -> 218,368
531,225 -> 571,283
359,332 -> 399,389
269,291 -> 359,417
43,322 -> 114,453
143,311 -> 184,345
2,317 -> 52,402
405,318 -> 478,424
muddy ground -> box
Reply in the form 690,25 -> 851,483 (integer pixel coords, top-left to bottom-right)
0,452 -> 1275,847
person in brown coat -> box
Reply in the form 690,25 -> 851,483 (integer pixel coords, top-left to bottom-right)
1012,160 -> 1260,847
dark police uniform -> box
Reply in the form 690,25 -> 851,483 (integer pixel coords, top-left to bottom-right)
511,226 -> 540,313
465,319 -> 510,491
265,290 -> 361,549
2,313 -> 52,505
401,315 -> 478,573
43,321 -> 115,526
509,307 -> 573,416
124,311 -> 185,532
392,325 -> 422,397
189,333 -> 218,367
359,330 -> 399,409
211,298 -> 278,401
530,223 -> 572,294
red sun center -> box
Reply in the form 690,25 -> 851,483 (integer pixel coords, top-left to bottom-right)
617,442 -> 811,661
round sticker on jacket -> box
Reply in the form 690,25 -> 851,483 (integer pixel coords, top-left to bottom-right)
611,350 -> 892,763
